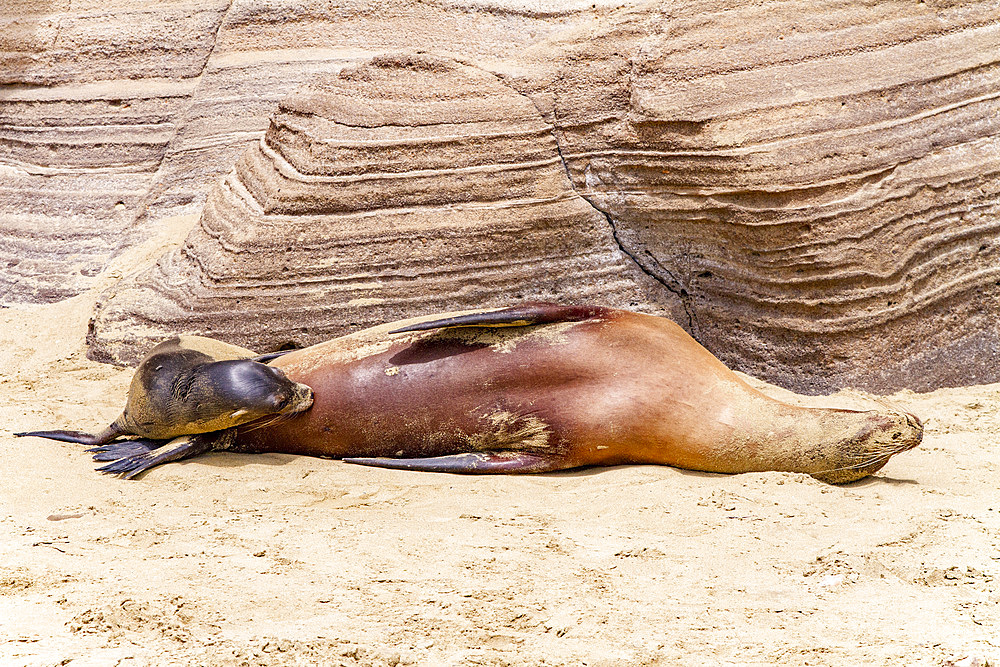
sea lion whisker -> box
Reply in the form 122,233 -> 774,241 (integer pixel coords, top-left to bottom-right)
813,451 -> 898,475
241,412 -> 294,433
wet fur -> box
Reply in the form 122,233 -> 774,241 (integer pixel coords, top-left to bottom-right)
16,336 -> 313,477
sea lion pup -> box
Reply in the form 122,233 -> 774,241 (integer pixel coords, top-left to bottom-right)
231,303 -> 923,484
15,336 -> 314,478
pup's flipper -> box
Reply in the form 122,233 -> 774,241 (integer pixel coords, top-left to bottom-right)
343,451 -> 565,474
254,350 -> 294,363
96,430 -> 234,480
86,438 -> 169,462
389,303 -> 610,334
15,427 -> 118,447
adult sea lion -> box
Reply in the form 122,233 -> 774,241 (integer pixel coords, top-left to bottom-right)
228,303 -> 923,484
16,335 -> 313,478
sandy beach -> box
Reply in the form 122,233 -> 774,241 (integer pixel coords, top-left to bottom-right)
2,270 -> 998,667
3,0 -> 998,663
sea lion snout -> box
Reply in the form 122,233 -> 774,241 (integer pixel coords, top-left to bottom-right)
854,409 -> 923,450
903,411 -> 924,441
883,410 -> 923,453
209,361 -> 306,412
282,381 -> 314,414
259,365 -> 314,414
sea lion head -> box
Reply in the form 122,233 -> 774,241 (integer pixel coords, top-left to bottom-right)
808,409 -> 924,484
205,360 -> 314,424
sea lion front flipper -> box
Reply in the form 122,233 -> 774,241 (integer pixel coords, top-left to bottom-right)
86,438 -> 169,462
96,430 -> 235,480
253,350 -> 294,363
388,303 -> 610,334
343,451 -> 565,474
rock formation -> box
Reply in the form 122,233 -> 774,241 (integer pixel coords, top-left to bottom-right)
548,1 -> 1000,391
4,0 -> 1000,392
87,54 -> 669,363
0,0 -> 231,302
0,0 -> 599,304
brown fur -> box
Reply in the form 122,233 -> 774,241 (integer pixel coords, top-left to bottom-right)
236,306 -> 923,483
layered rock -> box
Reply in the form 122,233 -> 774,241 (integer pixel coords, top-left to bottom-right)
0,0 -> 231,302
6,0 -> 1000,392
549,0 -> 1000,391
0,0 -> 624,304
87,54 -> 667,363
133,0 -> 588,230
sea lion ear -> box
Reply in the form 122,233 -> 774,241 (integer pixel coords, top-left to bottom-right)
388,303 -> 610,334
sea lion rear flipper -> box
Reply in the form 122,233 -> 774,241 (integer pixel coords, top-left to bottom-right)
86,438 -> 169,462
15,427 -> 119,447
96,430 -> 235,480
342,451 -> 565,474
388,303 -> 609,334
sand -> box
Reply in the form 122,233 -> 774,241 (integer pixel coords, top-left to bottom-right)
2,276 -> 999,666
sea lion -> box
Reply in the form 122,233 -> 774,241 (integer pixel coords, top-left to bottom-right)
224,303 -> 922,484
15,335 -> 314,478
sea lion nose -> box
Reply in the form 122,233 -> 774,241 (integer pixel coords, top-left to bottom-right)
903,412 -> 924,447
296,385 -> 315,410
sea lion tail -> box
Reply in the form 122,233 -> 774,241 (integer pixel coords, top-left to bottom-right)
388,303 -> 611,334
343,451 -> 565,473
